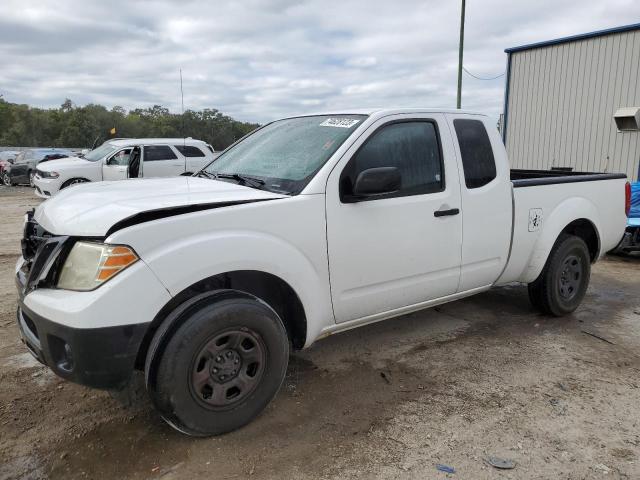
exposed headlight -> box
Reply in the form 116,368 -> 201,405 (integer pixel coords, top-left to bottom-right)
57,242 -> 138,291
38,170 -> 59,179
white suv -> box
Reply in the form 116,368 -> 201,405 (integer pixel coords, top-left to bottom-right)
33,138 -> 216,198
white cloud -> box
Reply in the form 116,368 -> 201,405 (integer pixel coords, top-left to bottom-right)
345,56 -> 378,68
0,0 -> 638,123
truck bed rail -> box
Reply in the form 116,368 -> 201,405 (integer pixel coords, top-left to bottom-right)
511,169 -> 626,188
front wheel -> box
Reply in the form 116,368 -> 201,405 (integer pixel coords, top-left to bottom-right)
147,294 -> 289,436
1,171 -> 9,185
528,234 -> 591,316
28,171 -> 35,187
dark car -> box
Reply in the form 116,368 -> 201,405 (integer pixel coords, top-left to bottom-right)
0,151 -> 19,185
7,148 -> 75,186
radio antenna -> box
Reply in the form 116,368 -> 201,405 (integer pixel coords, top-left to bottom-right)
180,68 -> 185,145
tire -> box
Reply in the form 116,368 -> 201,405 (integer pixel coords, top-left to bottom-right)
147,294 -> 289,436
28,171 -> 35,187
61,178 -> 88,189
1,172 -> 8,185
528,234 -> 591,316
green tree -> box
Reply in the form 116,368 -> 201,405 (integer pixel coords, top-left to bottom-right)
0,99 -> 259,149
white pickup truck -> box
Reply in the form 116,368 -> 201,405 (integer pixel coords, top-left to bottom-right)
15,109 -> 630,436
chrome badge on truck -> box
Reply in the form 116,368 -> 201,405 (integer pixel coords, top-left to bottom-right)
528,208 -> 543,232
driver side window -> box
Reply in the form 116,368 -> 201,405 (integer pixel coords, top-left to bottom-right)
107,148 -> 132,166
340,120 -> 444,202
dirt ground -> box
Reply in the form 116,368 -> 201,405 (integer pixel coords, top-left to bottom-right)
1,185 -> 639,480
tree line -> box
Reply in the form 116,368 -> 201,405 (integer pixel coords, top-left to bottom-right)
0,97 -> 260,151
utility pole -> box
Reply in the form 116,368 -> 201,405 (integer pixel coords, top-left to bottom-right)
456,0 -> 466,109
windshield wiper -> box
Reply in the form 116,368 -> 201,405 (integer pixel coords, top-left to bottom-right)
195,170 -> 216,179
214,173 -> 265,189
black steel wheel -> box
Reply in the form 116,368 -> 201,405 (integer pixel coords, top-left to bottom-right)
528,234 -> 591,316
557,254 -> 583,301
189,328 -> 266,409
147,292 -> 289,436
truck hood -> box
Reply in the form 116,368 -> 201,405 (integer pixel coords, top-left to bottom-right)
34,176 -> 287,236
38,157 -> 93,171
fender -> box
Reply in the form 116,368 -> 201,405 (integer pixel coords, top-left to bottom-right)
520,197 -> 601,283
141,230 -> 331,344
108,191 -> 335,347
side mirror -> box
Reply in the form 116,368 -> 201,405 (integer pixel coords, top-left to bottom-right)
106,157 -> 118,166
350,167 -> 401,200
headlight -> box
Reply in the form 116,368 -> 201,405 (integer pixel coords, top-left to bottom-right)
57,242 -> 138,291
38,170 -> 59,179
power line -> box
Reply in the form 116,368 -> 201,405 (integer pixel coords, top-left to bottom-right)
463,66 -> 505,80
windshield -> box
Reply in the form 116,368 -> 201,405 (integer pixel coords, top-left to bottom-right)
84,143 -> 118,162
203,114 -> 366,194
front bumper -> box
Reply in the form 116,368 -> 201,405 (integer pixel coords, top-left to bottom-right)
16,302 -> 149,389
15,213 -> 172,389
33,175 -> 59,198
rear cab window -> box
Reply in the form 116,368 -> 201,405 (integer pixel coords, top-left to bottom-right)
453,119 -> 497,189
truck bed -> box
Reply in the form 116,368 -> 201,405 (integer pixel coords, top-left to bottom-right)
511,169 -> 626,187
498,169 -> 628,286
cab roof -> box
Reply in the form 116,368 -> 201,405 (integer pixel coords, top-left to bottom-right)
286,108 -> 486,120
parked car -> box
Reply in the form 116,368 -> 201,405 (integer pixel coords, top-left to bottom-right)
0,150 -> 19,185
7,148 -> 75,186
15,109 -> 629,436
33,138 -> 216,198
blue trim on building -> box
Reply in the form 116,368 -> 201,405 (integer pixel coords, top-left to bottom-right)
505,22 -> 640,53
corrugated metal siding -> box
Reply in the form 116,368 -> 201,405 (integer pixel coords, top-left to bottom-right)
505,29 -> 640,181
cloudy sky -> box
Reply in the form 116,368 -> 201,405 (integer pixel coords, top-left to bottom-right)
0,0 -> 638,123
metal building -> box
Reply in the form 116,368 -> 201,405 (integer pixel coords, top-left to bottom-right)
502,23 -> 640,181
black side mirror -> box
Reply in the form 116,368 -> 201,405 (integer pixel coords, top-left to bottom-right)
349,167 -> 401,200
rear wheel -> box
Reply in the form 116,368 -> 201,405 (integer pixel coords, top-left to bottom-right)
1,171 -> 9,185
147,295 -> 289,436
528,234 -> 591,316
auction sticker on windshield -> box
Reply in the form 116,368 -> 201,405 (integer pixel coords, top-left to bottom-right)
319,118 -> 361,128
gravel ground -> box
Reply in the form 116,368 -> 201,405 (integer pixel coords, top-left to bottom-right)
1,185 -> 639,480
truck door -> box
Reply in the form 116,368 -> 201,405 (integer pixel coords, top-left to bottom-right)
446,114 -> 512,291
142,145 -> 184,177
102,148 -> 132,181
325,114 -> 463,323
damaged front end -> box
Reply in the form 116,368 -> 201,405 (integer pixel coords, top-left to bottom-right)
17,209 -> 71,297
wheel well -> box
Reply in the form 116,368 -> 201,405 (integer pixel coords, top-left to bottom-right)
61,177 -> 90,189
560,218 -> 599,261
135,270 -> 307,369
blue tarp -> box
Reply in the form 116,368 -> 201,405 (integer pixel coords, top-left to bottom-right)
631,182 -> 640,220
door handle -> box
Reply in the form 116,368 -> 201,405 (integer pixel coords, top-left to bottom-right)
434,208 -> 460,217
